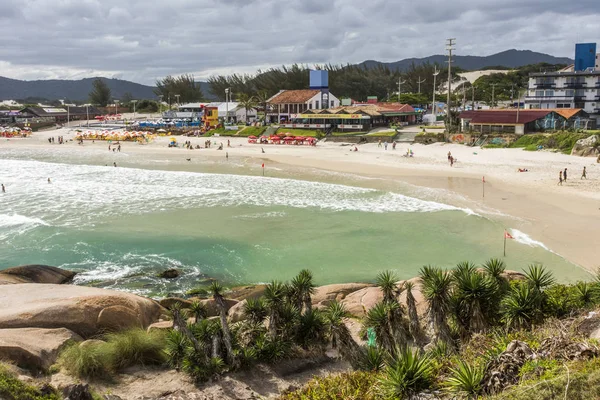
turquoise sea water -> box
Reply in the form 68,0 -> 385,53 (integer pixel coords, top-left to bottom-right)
0,147 -> 590,297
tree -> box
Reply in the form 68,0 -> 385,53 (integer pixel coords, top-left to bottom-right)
155,74 -> 204,104
419,265 -> 453,345
404,281 -> 425,345
264,281 -> 286,337
324,301 -> 361,368
236,93 -> 258,123
208,281 -> 237,367
89,78 -> 112,107
289,269 -> 315,314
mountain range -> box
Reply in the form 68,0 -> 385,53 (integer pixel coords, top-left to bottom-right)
0,50 -> 573,102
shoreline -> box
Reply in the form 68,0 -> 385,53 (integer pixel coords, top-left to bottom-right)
1,128 -> 599,274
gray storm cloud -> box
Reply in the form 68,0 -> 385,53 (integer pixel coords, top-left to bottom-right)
0,0 -> 598,84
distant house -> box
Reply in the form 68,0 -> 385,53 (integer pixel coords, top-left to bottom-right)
176,102 -> 257,123
19,106 -> 101,123
459,108 -> 594,134
267,89 -> 340,123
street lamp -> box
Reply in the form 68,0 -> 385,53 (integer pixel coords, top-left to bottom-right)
225,88 -> 230,124
432,67 -> 440,124
131,100 -> 138,121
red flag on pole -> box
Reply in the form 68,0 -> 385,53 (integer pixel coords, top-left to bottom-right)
482,176 -> 485,183
504,231 -> 514,239
262,163 -> 264,168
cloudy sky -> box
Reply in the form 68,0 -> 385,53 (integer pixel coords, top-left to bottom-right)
1,0 -> 599,85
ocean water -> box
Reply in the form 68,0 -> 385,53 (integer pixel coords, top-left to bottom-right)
0,149 -> 590,297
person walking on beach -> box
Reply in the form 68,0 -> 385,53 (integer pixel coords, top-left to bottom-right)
227,139 -> 230,148
378,139 -> 382,148
582,166 -> 587,179
117,144 -> 121,152
448,151 -> 452,161
384,141 -> 388,150
1,184 -> 5,193
450,156 -> 454,167
563,168 -> 568,182
47,178 -> 51,184
392,141 -> 397,150
558,170 -> 563,185
226,152 -> 229,160
113,162 -> 117,167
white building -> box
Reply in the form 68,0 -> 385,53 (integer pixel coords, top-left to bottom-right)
525,66 -> 600,125
266,89 -> 340,123
177,102 -> 258,122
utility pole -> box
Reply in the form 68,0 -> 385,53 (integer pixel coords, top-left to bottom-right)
462,81 -> 466,110
446,38 -> 456,129
490,83 -> 498,108
417,76 -> 426,94
471,85 -> 475,111
225,88 -> 230,124
131,100 -> 138,121
398,77 -> 406,101
432,66 -> 440,122
158,95 -> 163,115
86,104 -> 89,127
510,84 -> 515,107
175,94 -> 180,106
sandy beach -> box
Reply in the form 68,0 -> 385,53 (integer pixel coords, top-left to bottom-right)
2,123 -> 599,274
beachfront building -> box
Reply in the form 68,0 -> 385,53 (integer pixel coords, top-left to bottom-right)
525,43 -> 600,125
285,102 -> 418,131
19,106 -> 101,123
459,108 -> 594,134
266,89 -> 341,123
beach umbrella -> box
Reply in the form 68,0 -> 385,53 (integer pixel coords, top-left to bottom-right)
248,135 -> 257,139
284,136 -> 294,140
270,136 -> 280,140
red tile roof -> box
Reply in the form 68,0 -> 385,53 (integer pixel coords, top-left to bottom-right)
268,90 -> 321,104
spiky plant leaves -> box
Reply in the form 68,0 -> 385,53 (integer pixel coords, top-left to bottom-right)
575,281 -> 597,306
297,308 -> 327,348
357,346 -> 386,372
264,280 -> 286,337
453,268 -> 499,334
379,346 -> 434,399
189,300 -> 208,324
376,270 -> 399,303
404,281 -> 425,346
419,265 -> 453,344
524,264 -> 555,292
365,301 -> 398,353
324,301 -> 361,367
165,329 -> 188,369
208,281 -> 224,297
501,284 -> 540,329
290,269 -> 316,313
243,297 -> 267,325
482,258 -> 506,279
445,360 -> 484,397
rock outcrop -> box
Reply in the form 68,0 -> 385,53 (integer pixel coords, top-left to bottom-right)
0,265 -> 76,285
571,135 -> 599,157
200,298 -> 239,317
0,327 -> 81,371
0,284 -> 163,337
158,269 -> 180,279
311,283 -> 374,308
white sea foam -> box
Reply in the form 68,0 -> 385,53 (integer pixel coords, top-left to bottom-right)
509,229 -> 549,250
0,214 -> 48,228
0,158 -> 471,230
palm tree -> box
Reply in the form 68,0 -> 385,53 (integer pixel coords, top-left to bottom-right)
377,270 -> 399,304
453,268 -> 497,335
243,297 -> 267,325
264,280 -> 286,337
404,281 -> 424,345
255,90 -> 270,123
482,258 -> 506,281
324,301 -> 360,367
419,265 -> 453,344
209,281 -> 237,367
365,301 -> 396,352
237,93 -> 257,123
297,308 -> 326,348
189,300 -> 207,324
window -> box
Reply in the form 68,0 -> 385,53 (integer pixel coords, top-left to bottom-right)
308,103 -> 312,109
566,90 -> 575,96
315,101 -> 320,109
536,91 -> 544,97
330,100 -> 334,107
545,90 -> 554,96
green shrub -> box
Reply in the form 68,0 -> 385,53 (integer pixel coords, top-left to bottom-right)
379,347 -> 434,398
0,363 -> 60,400
445,360 -> 484,397
104,328 -> 167,369
238,126 -> 267,137
280,371 -> 380,400
58,341 -> 113,379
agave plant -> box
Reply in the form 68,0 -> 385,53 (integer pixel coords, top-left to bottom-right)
365,301 -> 397,352
445,360 -> 484,398
524,264 -> 555,293
165,329 -> 188,370
419,265 -> 453,344
357,346 -> 386,372
243,297 -> 267,325
501,284 -> 540,329
482,258 -> 506,280
289,269 -> 315,313
209,281 -> 237,367
376,270 -> 400,304
404,281 -> 425,345
379,346 -> 434,399
264,280 -> 287,337
189,300 -> 208,324
297,308 -> 327,348
324,301 -> 361,367
575,281 -> 597,306
453,268 -> 498,334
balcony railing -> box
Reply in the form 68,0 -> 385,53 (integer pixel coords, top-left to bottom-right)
563,82 -> 587,89
525,95 -> 573,102
534,83 -> 556,89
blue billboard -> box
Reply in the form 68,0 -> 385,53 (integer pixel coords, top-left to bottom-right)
309,70 -> 328,89
575,43 -> 596,71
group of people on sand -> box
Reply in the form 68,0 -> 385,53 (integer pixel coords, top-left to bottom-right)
377,139 -> 397,151
47,136 -> 65,144
108,143 -> 121,152
183,141 -> 200,150
558,167 -> 588,185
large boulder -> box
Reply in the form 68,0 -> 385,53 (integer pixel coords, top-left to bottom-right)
571,135 -> 600,157
341,287 -> 383,317
199,298 -> 239,317
0,327 -> 81,371
159,297 -> 192,310
312,283 -> 374,308
228,299 -> 247,323
0,265 -> 76,285
0,284 -> 163,337
227,285 -> 267,301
